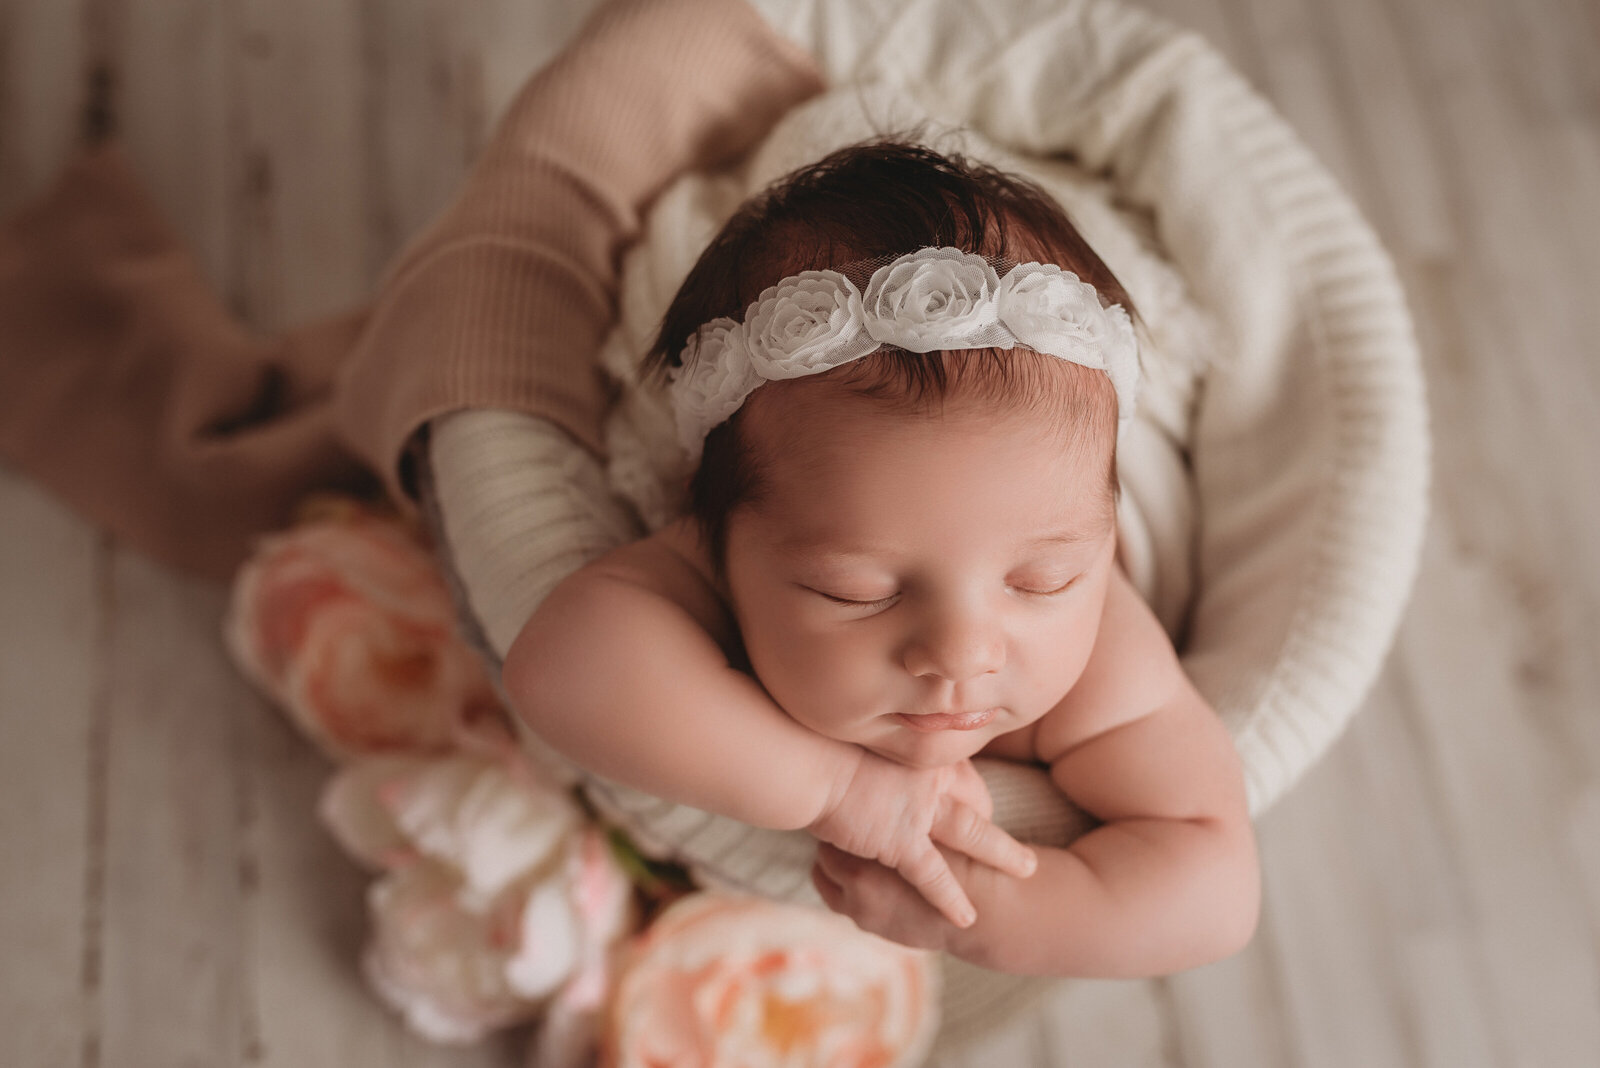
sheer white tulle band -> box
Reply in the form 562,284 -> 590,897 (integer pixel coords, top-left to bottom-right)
665,247 -> 1140,462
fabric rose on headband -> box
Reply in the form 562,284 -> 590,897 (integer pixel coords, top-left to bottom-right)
862,247 -> 1002,352
666,247 -> 1142,460
996,264 -> 1110,365
670,317 -> 760,457
744,270 -> 872,379
997,263 -> 1141,418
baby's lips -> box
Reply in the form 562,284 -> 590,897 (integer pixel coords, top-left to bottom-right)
896,707 -> 998,732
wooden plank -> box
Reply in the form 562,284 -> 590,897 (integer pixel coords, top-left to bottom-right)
1307,0 -> 1455,259
0,6 -> 100,1065
0,473 -> 102,1068
112,0 -> 233,289
476,0 -> 606,133
86,5 -> 246,1063
236,682 -> 532,1068
1232,0 -> 1364,202
217,1 -> 437,1063
95,555 -> 249,1067
361,0 -> 478,272
1390,500 -> 1600,1064
1348,660 -> 1500,1068
226,1 -> 544,1063
0,0 -> 87,213
1125,0 -> 1262,91
1249,735 -> 1416,1067
231,0 -> 371,329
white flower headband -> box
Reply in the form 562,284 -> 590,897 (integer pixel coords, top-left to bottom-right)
666,247 -> 1139,462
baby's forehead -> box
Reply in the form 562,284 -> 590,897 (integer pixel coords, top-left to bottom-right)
744,370 -> 1116,472
739,379 -> 1119,530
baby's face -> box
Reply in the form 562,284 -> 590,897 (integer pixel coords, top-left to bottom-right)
720,386 -> 1119,769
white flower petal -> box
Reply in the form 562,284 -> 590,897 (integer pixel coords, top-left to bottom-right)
667,316 -> 762,460
862,248 -> 1002,352
318,754 -> 433,869
383,752 -> 580,904
504,880 -> 582,999
363,863 -> 535,1044
743,270 -> 867,379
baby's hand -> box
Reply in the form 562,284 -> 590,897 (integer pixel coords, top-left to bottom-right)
807,751 -> 1037,928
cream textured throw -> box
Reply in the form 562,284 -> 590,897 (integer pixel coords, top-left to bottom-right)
429,0 -> 1428,1054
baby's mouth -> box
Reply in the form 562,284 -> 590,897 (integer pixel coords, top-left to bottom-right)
895,708 -> 998,732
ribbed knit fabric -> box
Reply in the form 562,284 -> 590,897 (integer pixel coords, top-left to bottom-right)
425,0 -> 1429,1057
428,412 -> 638,657
0,0 -> 823,581
334,0 -> 824,506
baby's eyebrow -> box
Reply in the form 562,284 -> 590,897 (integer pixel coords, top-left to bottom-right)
1025,528 -> 1102,546
773,524 -> 1107,561
770,538 -> 877,562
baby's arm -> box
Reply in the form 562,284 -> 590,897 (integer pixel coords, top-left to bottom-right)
818,566 -> 1259,974
501,535 -> 1034,927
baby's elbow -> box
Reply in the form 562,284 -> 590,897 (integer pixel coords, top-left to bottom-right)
1216,868 -> 1262,963
1201,823 -> 1262,964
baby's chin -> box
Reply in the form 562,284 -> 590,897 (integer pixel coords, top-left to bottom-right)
861,729 -> 989,770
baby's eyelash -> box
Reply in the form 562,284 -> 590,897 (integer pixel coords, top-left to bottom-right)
1017,577 -> 1078,596
819,591 -> 897,608
811,577 -> 1079,607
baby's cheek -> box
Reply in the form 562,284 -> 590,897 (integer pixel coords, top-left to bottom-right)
1018,622 -> 1099,705
769,642 -> 887,728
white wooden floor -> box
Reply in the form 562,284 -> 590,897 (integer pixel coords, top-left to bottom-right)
3,1 -> 1597,1065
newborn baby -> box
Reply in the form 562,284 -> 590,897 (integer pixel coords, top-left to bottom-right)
504,139 -> 1259,977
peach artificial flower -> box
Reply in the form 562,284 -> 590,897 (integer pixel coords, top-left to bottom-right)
321,745 -> 636,1045
601,893 -> 940,1068
224,508 -> 502,759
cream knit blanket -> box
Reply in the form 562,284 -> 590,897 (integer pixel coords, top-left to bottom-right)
428,0 -> 1428,1052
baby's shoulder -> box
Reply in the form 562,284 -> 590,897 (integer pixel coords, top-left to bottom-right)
587,519 -> 743,662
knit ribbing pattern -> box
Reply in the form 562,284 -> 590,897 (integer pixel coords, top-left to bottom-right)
335,0 -> 825,506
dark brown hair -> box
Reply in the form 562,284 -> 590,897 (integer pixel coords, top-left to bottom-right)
645,137 -> 1138,576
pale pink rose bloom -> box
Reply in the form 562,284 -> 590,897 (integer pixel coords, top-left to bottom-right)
528,830 -> 640,1068
601,893 -> 940,1068
224,512 -> 502,759
322,749 -> 636,1047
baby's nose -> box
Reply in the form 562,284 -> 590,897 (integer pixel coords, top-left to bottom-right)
902,613 -> 1005,682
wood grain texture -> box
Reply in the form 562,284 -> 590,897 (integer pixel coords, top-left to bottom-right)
2,0 -> 1598,1064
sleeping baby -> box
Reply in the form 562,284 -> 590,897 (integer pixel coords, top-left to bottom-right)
503,138 -> 1259,977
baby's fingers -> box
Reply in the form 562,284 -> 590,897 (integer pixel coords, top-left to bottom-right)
934,797 -> 1038,879
898,846 -> 978,929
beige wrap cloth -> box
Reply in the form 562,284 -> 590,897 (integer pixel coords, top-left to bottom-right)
0,0 -> 822,582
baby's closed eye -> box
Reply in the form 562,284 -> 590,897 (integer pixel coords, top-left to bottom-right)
1009,573 -> 1081,596
808,586 -> 898,609
802,573 -> 1083,608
